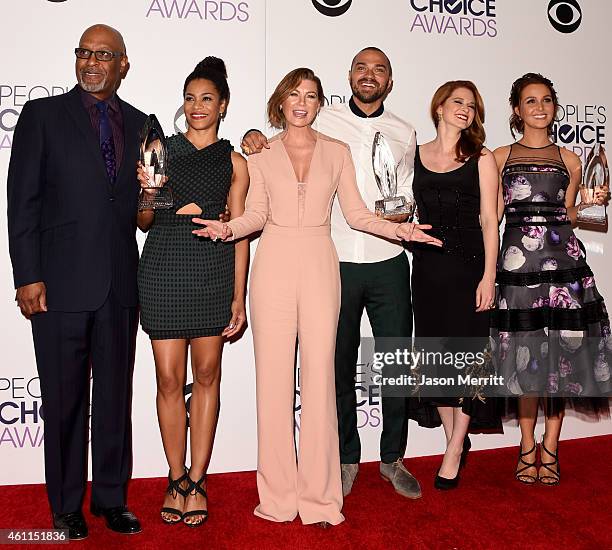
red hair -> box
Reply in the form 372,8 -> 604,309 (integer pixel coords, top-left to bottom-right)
430,80 -> 486,162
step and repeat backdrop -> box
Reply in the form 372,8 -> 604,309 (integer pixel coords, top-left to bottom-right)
0,0 -> 610,484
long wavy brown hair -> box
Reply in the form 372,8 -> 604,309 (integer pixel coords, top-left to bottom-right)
430,80 -> 486,162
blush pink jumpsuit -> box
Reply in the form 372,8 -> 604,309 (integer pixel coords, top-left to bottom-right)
227,132 -> 400,525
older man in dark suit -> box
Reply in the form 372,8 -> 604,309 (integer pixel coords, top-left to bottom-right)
7,24 -> 146,540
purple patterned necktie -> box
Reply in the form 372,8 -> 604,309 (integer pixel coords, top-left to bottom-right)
96,101 -> 116,183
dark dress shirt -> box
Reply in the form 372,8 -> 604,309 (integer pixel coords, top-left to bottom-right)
79,87 -> 125,170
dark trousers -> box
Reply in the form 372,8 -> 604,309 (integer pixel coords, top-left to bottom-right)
334,253 -> 412,464
31,290 -> 137,514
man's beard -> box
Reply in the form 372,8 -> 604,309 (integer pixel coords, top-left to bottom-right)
78,72 -> 107,93
350,80 -> 386,104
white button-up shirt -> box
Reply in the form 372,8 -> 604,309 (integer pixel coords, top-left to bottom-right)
315,99 -> 416,264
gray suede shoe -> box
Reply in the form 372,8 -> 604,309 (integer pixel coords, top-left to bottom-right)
341,463 -> 359,497
380,459 -> 422,499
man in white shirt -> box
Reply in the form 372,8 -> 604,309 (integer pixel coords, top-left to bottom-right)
241,47 -> 421,500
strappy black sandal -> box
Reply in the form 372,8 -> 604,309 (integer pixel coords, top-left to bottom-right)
515,443 -> 537,484
538,437 -> 560,485
183,475 -> 209,527
161,469 -> 189,524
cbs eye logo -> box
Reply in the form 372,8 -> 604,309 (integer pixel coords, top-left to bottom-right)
311,0 -> 352,17
548,0 -> 582,34
174,105 -> 187,133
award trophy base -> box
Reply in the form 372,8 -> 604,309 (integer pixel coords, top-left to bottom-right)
375,196 -> 414,218
577,204 -> 607,226
138,186 -> 174,210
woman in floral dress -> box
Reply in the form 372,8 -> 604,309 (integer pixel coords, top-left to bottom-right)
491,73 -> 610,485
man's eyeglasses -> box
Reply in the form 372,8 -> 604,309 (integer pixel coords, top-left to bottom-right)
74,48 -> 123,62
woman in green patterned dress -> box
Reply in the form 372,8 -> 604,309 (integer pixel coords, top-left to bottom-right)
137,57 -> 249,527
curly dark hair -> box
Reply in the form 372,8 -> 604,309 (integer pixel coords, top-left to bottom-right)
509,73 -> 558,138
183,56 -> 230,109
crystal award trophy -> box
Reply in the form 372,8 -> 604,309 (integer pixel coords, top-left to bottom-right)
372,131 -> 414,218
138,114 -> 173,210
578,143 -> 608,226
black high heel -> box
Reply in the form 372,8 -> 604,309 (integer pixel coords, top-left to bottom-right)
435,437 -> 467,490
460,435 -> 471,469
183,475 -> 209,527
515,443 -> 537,484
160,469 -> 188,524
538,437 -> 560,485
434,468 -> 460,490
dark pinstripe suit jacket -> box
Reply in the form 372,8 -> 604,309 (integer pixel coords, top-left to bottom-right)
7,85 -> 147,311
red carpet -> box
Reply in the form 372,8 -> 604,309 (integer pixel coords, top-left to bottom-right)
1,435 -> 611,549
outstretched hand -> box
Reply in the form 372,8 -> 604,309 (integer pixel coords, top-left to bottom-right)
192,218 -> 233,240
395,223 -> 443,246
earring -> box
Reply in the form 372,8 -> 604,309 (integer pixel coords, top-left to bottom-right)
438,112 -> 443,122
220,111 -> 225,120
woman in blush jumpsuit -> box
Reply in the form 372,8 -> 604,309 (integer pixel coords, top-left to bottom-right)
193,68 -> 441,526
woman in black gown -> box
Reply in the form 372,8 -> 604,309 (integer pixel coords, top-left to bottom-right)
137,58 -> 249,526
411,81 -> 501,489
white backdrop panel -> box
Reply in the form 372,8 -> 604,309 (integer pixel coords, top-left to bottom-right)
0,0 -> 265,484
265,0 -> 612,461
0,0 -> 609,484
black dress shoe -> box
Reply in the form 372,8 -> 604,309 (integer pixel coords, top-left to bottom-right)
434,469 -> 460,490
53,511 -> 88,540
90,504 -> 142,534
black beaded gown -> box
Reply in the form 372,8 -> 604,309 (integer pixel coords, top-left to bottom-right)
409,146 -> 502,431
491,143 -> 611,413
138,135 -> 235,339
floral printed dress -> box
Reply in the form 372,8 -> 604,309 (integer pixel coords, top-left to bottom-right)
491,142 -> 611,409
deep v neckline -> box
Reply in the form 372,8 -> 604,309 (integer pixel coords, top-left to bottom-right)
279,131 -> 319,184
